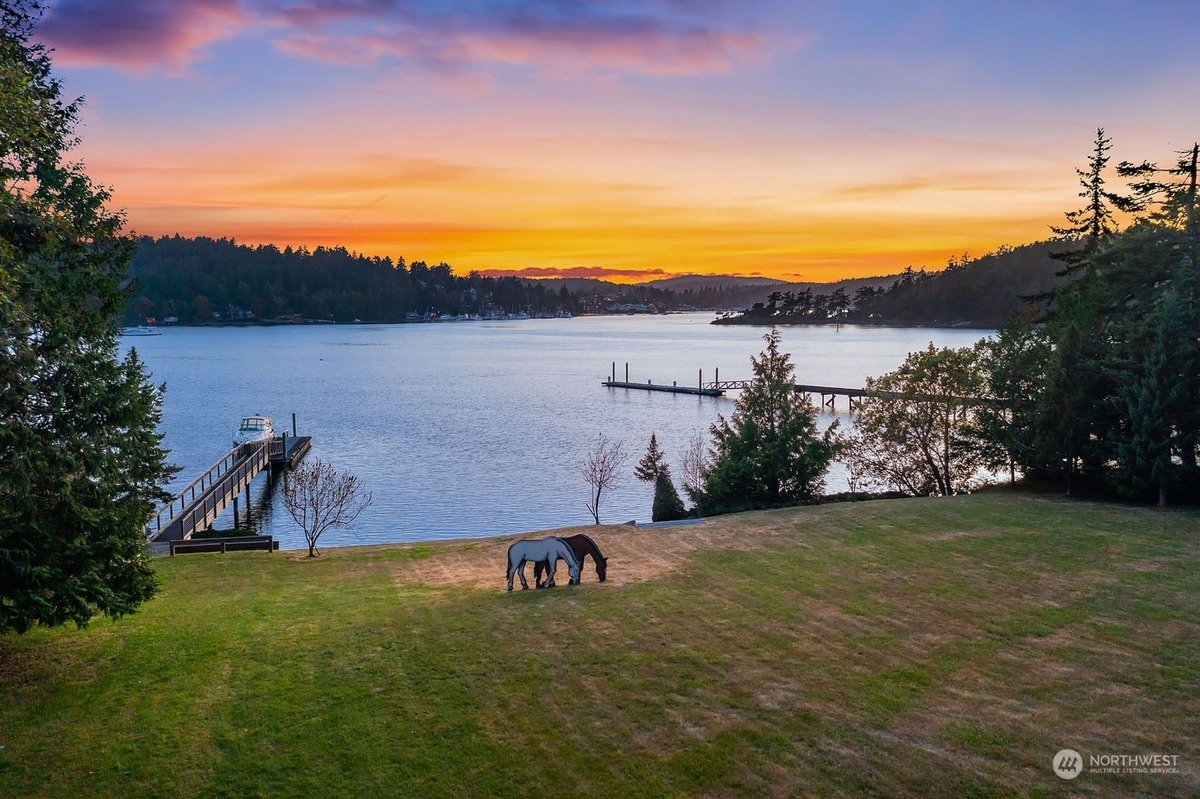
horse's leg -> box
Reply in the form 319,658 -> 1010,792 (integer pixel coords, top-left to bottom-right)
533,560 -> 545,588
545,557 -> 557,588
517,558 -> 530,590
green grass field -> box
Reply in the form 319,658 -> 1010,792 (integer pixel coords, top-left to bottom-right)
1,492 -> 1197,798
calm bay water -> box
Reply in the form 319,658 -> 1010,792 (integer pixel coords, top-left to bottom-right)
123,315 -> 989,550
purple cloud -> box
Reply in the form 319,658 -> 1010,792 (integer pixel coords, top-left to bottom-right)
40,0 -> 245,69
38,0 -> 780,75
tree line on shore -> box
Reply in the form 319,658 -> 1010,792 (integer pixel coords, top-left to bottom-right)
126,236 -> 577,323
125,236 -> 780,324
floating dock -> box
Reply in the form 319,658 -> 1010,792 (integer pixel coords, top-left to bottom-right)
602,379 -> 724,397
602,362 -> 724,398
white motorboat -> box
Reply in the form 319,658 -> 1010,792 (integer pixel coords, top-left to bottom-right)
233,415 -> 274,447
120,325 -> 162,336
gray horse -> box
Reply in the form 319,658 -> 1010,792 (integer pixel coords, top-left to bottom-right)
506,537 -> 580,591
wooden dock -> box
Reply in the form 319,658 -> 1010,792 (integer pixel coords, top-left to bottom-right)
146,435 -> 311,543
602,380 -> 724,397
603,377 -> 860,407
707,380 -> 870,410
602,362 -> 725,398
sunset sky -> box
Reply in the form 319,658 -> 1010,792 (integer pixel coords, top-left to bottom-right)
37,0 -> 1200,283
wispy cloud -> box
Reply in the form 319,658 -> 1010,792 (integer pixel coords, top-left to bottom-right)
39,0 -> 780,76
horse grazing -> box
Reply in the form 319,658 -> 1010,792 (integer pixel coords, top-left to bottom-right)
506,537 -> 581,591
534,533 -> 607,586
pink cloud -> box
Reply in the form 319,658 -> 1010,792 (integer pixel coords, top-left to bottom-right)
451,27 -> 766,76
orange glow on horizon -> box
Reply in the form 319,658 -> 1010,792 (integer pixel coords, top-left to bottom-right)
80,116 -> 1073,285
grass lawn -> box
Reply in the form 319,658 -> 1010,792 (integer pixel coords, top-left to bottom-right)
1,492 -> 1197,798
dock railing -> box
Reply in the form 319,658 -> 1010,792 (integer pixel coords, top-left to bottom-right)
145,441 -> 268,541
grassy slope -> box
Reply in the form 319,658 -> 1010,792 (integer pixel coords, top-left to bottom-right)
1,493 -> 1197,798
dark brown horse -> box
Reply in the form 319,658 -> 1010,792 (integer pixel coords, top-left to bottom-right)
534,533 -> 607,585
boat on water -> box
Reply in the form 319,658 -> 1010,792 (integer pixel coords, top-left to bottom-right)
120,325 -> 162,336
233,415 -> 274,447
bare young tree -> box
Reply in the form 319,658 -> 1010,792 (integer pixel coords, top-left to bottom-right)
578,434 -> 627,524
680,429 -> 712,505
281,458 -> 373,557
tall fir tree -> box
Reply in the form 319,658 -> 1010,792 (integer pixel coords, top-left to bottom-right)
699,329 -> 838,514
1,1 -> 173,632
634,433 -> 666,482
1050,128 -> 1133,278
1119,143 -> 1199,253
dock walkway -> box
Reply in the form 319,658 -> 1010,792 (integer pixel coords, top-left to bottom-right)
147,435 -> 311,543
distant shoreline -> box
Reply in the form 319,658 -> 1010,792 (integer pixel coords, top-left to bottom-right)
711,314 -> 996,330
130,310 -> 711,329
130,311 -> 997,331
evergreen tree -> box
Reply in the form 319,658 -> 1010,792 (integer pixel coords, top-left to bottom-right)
634,433 -> 666,482
1119,142 -> 1199,274
1050,128 -> 1133,278
1113,289 -> 1194,506
0,2 -> 172,632
699,329 -> 838,514
651,468 -> 688,522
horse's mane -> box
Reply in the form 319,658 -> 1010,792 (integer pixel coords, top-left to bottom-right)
578,533 -> 601,556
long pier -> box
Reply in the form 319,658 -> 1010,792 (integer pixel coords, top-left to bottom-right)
708,381 -> 990,411
708,380 -> 872,411
602,362 -> 985,412
146,434 -> 311,543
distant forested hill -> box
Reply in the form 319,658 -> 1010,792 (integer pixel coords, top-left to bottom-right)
715,242 -> 1064,328
856,242 -> 1063,325
123,235 -> 1064,326
124,236 -> 577,324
